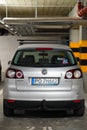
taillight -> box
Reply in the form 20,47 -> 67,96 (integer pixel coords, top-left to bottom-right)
6,68 -> 24,79
65,69 -> 82,79
73,100 -> 81,103
7,100 -> 15,103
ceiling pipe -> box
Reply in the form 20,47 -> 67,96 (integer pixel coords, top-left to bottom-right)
78,0 -> 87,17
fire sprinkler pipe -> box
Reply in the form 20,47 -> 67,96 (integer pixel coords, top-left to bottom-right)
78,0 -> 87,17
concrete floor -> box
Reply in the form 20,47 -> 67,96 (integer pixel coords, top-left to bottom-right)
0,82 -> 87,130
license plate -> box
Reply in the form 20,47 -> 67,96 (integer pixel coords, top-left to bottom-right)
31,78 -> 59,85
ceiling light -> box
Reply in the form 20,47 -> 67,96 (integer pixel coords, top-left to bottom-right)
10,28 -> 14,31
0,0 -> 6,5
0,20 -> 4,24
5,24 -> 9,27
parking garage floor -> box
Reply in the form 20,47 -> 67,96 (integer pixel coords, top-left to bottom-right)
0,82 -> 87,130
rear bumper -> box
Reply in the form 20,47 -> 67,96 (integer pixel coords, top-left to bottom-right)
4,99 -> 85,111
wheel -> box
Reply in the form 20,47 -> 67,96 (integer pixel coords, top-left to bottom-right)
3,100 -> 14,117
3,105 -> 14,117
74,102 -> 85,116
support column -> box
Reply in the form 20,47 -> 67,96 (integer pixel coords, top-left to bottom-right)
79,26 -> 87,72
70,28 -> 80,61
70,26 -> 87,72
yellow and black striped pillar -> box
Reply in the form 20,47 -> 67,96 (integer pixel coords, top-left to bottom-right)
79,40 -> 87,72
70,42 -> 79,61
70,41 -> 87,72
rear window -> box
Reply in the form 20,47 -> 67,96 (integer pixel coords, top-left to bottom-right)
12,49 -> 77,67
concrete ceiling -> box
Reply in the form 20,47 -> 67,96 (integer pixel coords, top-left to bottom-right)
0,0 -> 77,18
0,0 -> 87,37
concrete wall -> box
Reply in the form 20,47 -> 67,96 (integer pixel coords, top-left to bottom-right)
81,26 -> 87,40
0,36 -> 19,80
70,28 -> 79,42
69,3 -> 79,18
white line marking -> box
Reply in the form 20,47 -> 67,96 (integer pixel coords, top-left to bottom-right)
48,126 -> 53,130
43,126 -> 53,130
27,127 -> 35,130
0,89 -> 3,95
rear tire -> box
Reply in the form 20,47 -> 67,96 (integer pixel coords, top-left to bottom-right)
74,102 -> 85,116
3,100 -> 14,117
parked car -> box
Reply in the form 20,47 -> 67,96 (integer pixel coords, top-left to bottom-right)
3,43 -> 85,116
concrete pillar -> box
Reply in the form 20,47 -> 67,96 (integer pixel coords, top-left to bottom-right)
70,26 -> 87,72
70,28 -> 80,61
70,26 -> 87,92
79,26 -> 87,72
69,3 -> 80,62
69,2 -> 87,92
79,26 -> 87,92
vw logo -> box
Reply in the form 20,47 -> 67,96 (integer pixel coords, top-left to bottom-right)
42,69 -> 47,75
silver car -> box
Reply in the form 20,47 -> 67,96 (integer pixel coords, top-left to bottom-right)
3,44 -> 85,116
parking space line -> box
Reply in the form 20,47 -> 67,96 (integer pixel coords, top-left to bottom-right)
27,127 -> 35,130
48,126 -> 53,130
0,89 -> 3,95
43,126 -> 53,130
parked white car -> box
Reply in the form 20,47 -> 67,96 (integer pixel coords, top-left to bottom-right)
3,44 -> 85,116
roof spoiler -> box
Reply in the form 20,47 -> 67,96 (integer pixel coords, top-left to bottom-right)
17,39 -> 70,45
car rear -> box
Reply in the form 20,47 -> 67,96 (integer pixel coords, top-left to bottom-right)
3,44 -> 85,116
